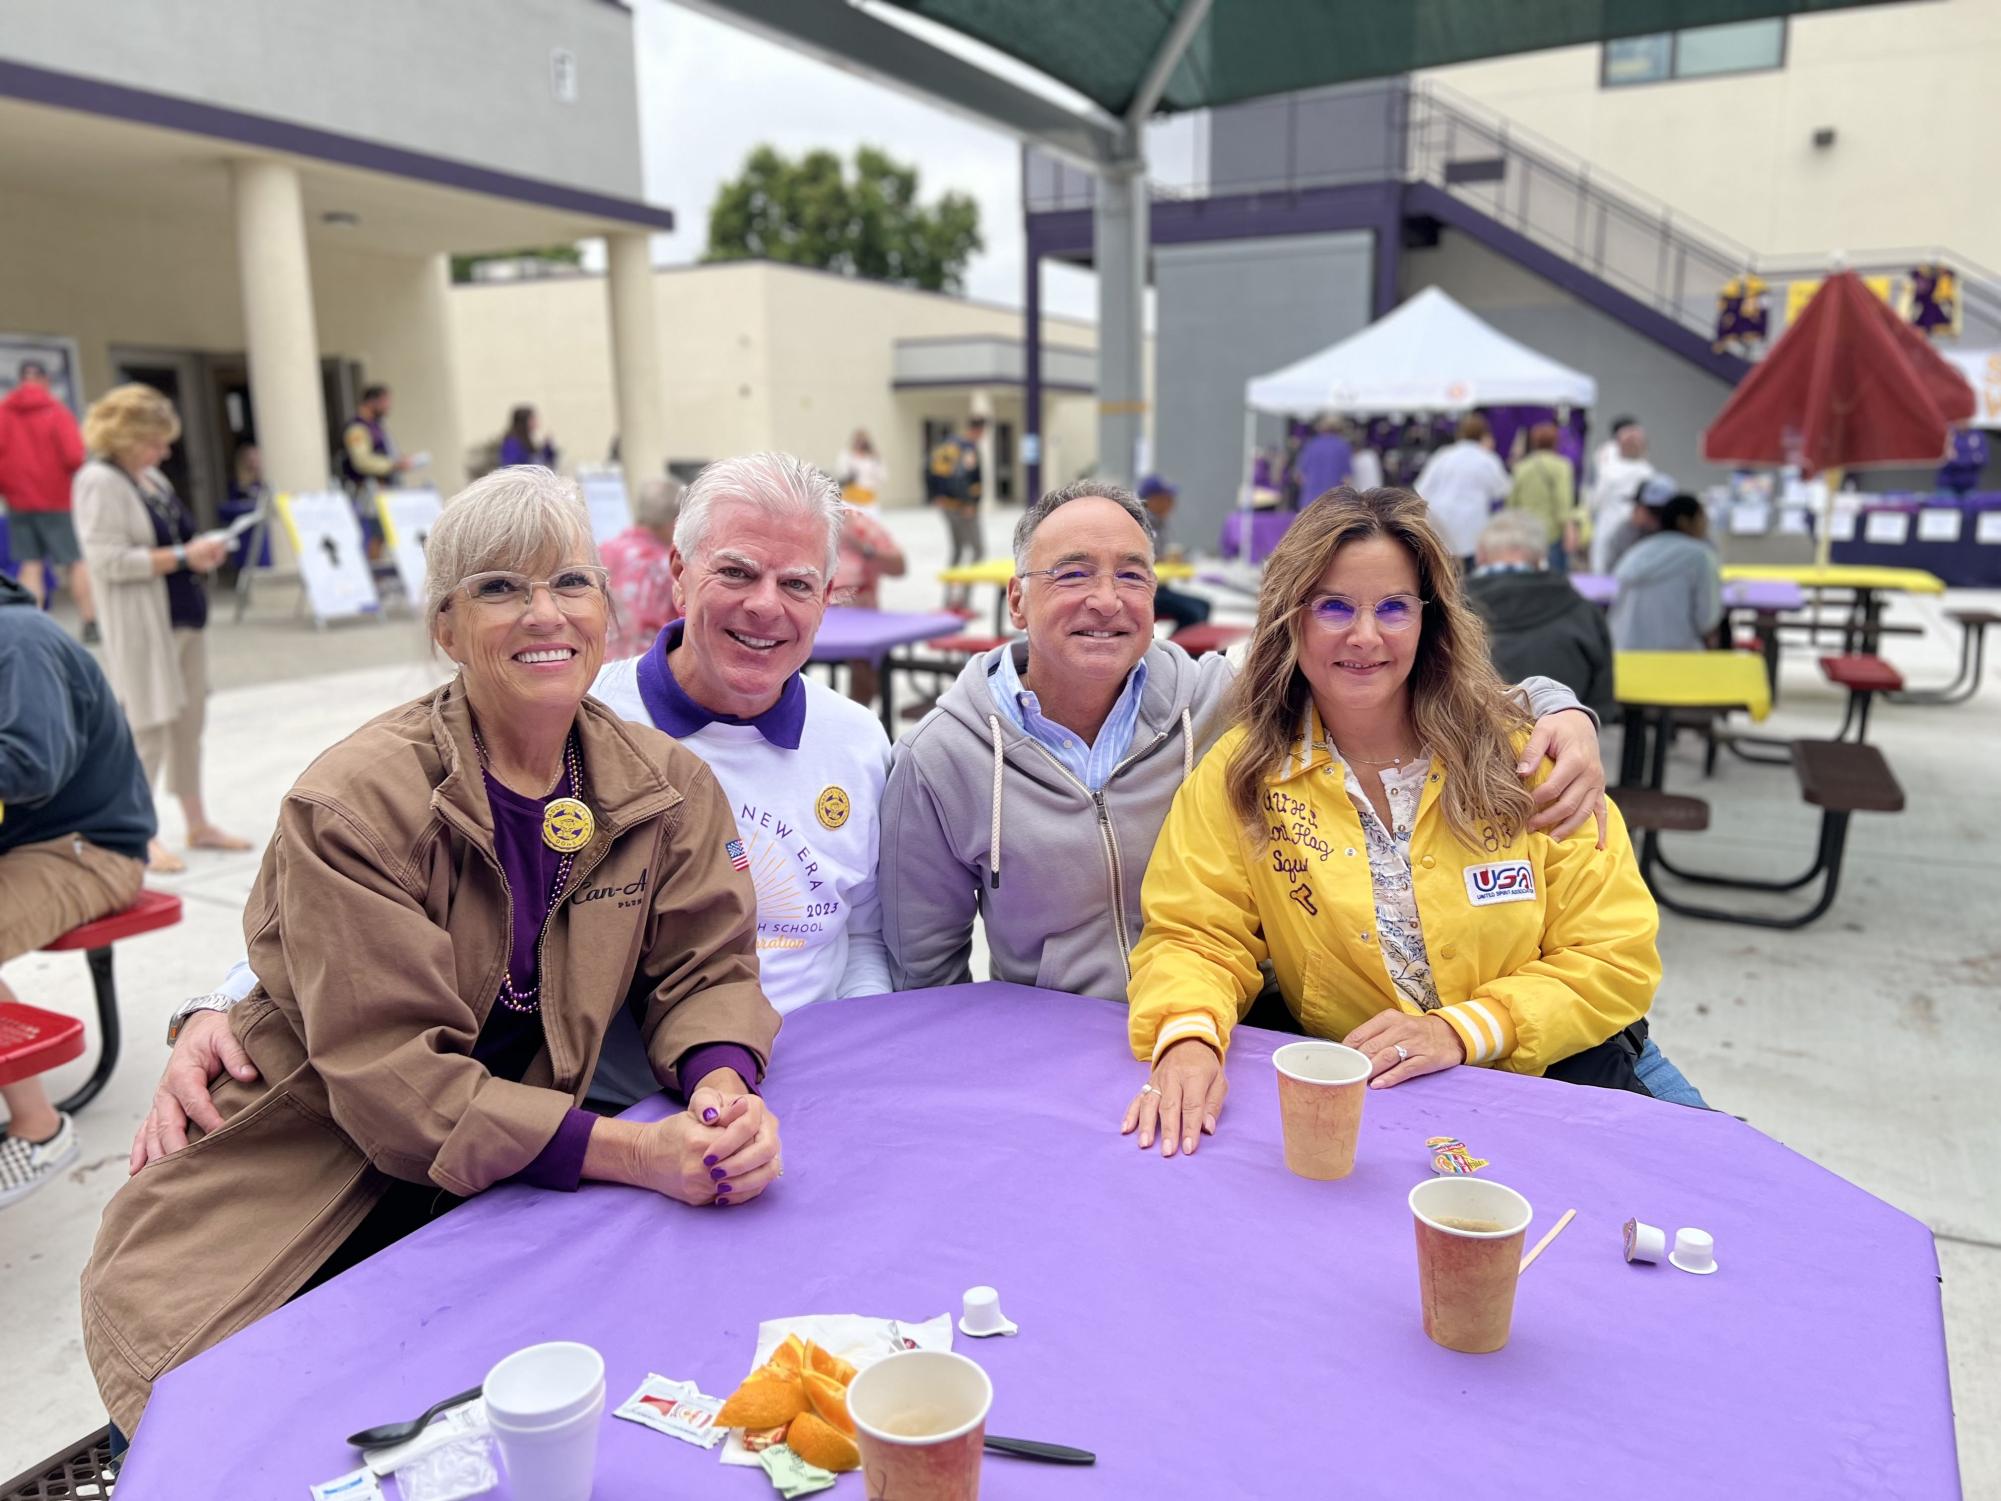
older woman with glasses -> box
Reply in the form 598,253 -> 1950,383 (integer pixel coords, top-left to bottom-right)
81,467 -> 782,1440
1122,486 -> 1702,1160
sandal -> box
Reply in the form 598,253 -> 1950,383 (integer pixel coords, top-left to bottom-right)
148,838 -> 188,874
188,826 -> 253,853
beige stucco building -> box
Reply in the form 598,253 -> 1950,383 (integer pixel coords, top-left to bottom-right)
450,259 -> 1129,508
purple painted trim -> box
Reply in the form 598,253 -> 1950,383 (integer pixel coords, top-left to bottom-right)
1403,183 -> 1745,384
1027,180 -> 1404,265
892,377 -> 1091,393
0,57 -> 675,232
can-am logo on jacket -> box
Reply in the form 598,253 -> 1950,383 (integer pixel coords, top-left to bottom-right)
1464,861 -> 1536,906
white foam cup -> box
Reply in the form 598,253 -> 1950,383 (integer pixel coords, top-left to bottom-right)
483,1341 -> 606,1501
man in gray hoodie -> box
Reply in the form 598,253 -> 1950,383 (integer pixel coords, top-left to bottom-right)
1609,494 -> 1723,652
879,482 -> 1608,1004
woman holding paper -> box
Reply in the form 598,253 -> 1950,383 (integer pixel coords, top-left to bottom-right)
72,384 -> 246,870
1122,487 -> 1693,1159
81,467 -> 784,1441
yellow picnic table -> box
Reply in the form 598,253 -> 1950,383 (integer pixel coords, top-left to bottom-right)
939,557 -> 1196,631
1719,563 -> 1943,656
1614,650 -> 1771,788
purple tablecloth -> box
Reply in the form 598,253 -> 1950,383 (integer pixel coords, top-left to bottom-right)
115,986 -> 1957,1499
808,606 -> 966,664
1570,574 -> 1806,611
1218,509 -> 1294,563
1831,494 -> 2001,587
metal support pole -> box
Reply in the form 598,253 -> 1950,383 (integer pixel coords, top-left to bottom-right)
1024,231 -> 1044,502
1094,163 -> 1148,488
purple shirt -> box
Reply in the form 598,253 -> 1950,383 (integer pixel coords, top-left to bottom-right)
634,620 -> 806,748
1294,433 -> 1355,506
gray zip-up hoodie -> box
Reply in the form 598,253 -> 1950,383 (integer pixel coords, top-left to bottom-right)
1609,531 -> 1723,652
879,638 -> 1586,1003
881,639 -> 1235,1002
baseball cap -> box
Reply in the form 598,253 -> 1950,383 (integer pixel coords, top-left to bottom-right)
1137,474 -> 1176,499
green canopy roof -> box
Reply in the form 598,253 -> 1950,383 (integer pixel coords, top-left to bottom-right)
879,0 -> 1904,118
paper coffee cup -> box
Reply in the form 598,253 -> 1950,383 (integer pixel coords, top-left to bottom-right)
484,1341 -> 606,1501
847,1350 -> 992,1501
1271,1041 -> 1373,1180
1409,1178 -> 1534,1353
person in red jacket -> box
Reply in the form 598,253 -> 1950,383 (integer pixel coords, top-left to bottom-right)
0,362 -> 96,640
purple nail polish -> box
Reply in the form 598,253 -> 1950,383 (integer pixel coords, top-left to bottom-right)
716,1196 -> 731,1206
703,1154 -> 718,1168
710,1166 -> 727,1181
719,1183 -> 735,1196
702,1108 -> 718,1123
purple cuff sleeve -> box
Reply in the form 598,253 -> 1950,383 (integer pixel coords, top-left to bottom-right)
515,1107 -> 596,1192
677,1043 -> 762,1103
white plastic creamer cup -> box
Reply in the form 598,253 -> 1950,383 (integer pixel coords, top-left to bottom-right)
1670,1227 -> 1718,1275
1624,1217 -> 1668,1264
484,1341 -> 606,1501
958,1285 -> 1018,1338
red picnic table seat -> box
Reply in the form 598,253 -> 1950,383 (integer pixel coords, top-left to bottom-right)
33,887 -> 183,1113
1171,622 -> 1250,657
1819,655 -> 1904,743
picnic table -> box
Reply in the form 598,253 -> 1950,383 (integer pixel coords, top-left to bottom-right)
1570,575 -> 1806,695
1614,650 -> 1771,788
939,557 -> 1197,635
1720,564 -> 1945,655
807,606 -> 966,734
110,984 -> 1956,1499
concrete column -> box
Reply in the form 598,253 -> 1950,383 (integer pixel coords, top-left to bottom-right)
229,159 -> 329,495
605,231 -> 668,486
1093,163 -> 1149,488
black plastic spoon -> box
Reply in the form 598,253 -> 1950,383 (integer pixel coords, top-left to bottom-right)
346,1385 -> 483,1450
984,1435 -> 1095,1464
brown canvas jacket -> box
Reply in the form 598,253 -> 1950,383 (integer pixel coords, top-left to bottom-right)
81,678 -> 776,1435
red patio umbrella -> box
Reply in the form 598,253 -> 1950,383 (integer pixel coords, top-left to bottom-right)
1703,269 -> 1975,474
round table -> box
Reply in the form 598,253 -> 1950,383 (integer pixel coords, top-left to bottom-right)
115,986 -> 1955,1499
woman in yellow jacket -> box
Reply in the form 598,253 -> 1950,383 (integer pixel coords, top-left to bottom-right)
1122,486 -> 1686,1158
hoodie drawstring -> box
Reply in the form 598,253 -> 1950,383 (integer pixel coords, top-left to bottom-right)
1180,707 -> 1194,779
988,714 -> 1004,889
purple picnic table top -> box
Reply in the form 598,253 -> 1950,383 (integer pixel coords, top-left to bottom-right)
807,605 -> 967,664
115,985 -> 1957,1499
1570,573 -> 1806,612
1218,508 -> 1294,563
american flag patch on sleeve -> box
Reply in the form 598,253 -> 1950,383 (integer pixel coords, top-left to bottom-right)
725,838 -> 749,872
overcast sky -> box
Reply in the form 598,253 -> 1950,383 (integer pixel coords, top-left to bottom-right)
627,1 -> 1107,320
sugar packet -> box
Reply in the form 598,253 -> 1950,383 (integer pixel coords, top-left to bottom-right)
308,1469 -> 384,1501
361,1398 -> 488,1477
393,1435 -> 499,1501
758,1445 -> 838,1499
613,1373 -> 726,1449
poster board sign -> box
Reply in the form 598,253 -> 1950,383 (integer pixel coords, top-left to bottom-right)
1975,510 -> 2001,545
1728,502 -> 1772,536
1827,509 -> 1858,543
1916,508 -> 1963,543
376,487 -> 444,603
578,468 -> 632,546
1862,510 -> 1911,546
0,332 -> 84,416
275,490 -> 379,622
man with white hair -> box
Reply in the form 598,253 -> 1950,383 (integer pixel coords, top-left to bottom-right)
134,454 -> 891,1163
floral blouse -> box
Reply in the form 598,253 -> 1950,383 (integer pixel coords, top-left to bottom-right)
1329,743 -> 1441,1013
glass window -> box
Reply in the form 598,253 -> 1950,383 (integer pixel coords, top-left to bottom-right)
1604,34 -> 1673,86
1603,19 -> 1785,87
1674,19 -> 1786,78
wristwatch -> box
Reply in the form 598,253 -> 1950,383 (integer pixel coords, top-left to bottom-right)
165,990 -> 241,1045
172,542 -> 188,569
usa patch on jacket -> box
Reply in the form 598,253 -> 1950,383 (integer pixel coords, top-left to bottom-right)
725,838 -> 750,872
1464,860 -> 1536,905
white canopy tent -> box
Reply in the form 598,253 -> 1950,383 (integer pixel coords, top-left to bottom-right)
1246,287 -> 1599,415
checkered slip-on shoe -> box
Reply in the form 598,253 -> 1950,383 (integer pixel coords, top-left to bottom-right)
0,1112 -> 80,1209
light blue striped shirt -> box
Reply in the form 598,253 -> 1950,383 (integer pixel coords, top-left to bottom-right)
990,645 -> 1149,791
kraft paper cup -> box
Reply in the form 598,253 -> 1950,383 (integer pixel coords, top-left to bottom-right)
484,1341 -> 606,1501
1271,1041 -> 1373,1180
847,1350 -> 993,1501
1409,1178 -> 1534,1353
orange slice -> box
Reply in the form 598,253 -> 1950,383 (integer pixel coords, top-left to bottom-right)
767,1334 -> 811,1375
717,1375 -> 807,1430
787,1410 -> 862,1473
808,1343 -> 859,1386
803,1371 -> 854,1435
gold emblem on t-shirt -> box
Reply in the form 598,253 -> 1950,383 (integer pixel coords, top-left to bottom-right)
542,797 -> 595,852
815,786 -> 851,830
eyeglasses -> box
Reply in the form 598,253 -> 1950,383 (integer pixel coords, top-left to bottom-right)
1303,592 -> 1426,632
457,566 -> 609,612
1018,565 -> 1157,595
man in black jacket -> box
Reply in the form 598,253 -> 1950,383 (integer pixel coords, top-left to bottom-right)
0,571 -> 155,1208
1465,513 -> 1616,719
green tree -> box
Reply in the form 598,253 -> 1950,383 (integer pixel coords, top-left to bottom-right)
704,144 -> 983,293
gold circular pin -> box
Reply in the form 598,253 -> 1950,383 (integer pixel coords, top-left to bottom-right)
815,786 -> 850,830
542,796 -> 595,852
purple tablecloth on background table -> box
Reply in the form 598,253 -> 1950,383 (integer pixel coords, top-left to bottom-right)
1218,509 -> 1294,563
1832,493 -> 2001,587
807,605 -> 966,664
115,985 -> 1957,1499
1570,574 -> 1806,612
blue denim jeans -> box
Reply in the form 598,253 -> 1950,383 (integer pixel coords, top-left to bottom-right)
1636,1038 -> 1708,1108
